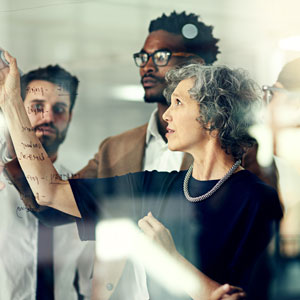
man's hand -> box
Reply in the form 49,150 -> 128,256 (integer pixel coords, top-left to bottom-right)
0,51 -> 20,109
210,284 -> 246,300
138,212 -> 177,255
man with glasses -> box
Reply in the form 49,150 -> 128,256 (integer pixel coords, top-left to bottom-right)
263,58 -> 300,251
246,58 -> 300,300
261,59 -> 300,192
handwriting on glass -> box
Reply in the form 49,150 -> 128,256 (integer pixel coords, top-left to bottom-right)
21,126 -> 35,132
25,84 -> 74,97
26,172 -> 80,185
18,152 -> 45,161
26,106 -> 48,119
21,141 -> 42,150
16,205 -> 37,218
16,171 -> 76,218
26,86 -> 47,96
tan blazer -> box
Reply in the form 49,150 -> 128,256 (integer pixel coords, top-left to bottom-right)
77,123 -> 193,179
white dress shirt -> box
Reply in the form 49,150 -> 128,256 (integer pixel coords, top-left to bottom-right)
143,108 -> 184,172
0,133 -> 95,300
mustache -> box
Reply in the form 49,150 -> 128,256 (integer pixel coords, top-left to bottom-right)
141,73 -> 165,84
34,123 -> 58,134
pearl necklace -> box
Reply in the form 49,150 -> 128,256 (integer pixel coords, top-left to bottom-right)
183,160 -> 241,202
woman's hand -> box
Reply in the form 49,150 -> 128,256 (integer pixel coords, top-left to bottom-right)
138,213 -> 247,300
0,51 -> 20,109
138,212 -> 177,255
210,284 -> 246,300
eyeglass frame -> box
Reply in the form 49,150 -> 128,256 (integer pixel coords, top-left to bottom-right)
262,85 -> 300,105
262,85 -> 289,104
262,85 -> 300,129
133,49 -> 201,67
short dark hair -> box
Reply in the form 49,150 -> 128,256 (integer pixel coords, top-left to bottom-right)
149,11 -> 220,64
164,64 -> 260,159
20,65 -> 79,111
277,58 -> 300,91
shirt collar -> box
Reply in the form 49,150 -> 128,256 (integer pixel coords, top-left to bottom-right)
146,108 -> 164,145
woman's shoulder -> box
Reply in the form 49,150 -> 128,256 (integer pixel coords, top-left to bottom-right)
234,169 -> 276,192
233,170 -> 283,219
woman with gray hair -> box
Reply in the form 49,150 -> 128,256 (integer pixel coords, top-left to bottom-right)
163,64 -> 259,160
0,53 -> 282,299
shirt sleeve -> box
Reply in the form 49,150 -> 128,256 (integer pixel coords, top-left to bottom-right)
69,173 -> 146,241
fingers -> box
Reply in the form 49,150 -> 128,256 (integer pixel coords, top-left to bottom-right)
138,216 -> 153,235
222,292 -> 247,299
138,212 -> 177,255
138,212 -> 169,235
226,286 -> 244,294
211,284 -> 230,300
210,284 -> 246,300
146,211 -> 165,231
4,51 -> 19,76
138,212 -> 161,232
138,213 -> 164,242
0,64 -> 9,83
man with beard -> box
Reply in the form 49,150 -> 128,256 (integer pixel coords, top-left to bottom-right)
0,65 -> 94,300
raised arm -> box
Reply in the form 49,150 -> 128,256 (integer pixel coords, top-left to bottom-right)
0,51 -> 80,217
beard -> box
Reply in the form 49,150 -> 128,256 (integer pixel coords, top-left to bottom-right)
144,92 -> 168,105
141,73 -> 168,105
36,124 -> 69,157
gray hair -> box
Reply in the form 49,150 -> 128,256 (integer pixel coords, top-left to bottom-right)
164,64 -> 261,159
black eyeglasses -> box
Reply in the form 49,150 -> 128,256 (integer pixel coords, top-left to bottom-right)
133,50 -> 199,67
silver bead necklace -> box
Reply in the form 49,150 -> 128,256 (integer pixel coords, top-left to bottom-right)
183,159 -> 242,203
